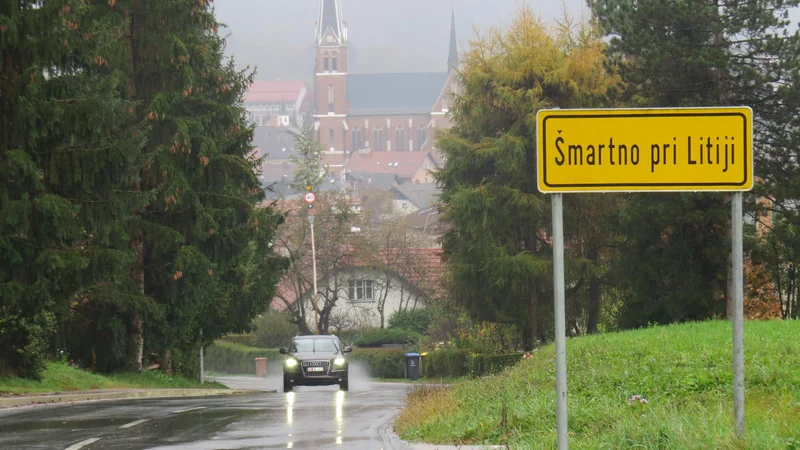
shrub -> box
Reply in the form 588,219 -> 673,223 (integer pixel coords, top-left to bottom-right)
388,309 -> 432,334
424,350 -> 523,378
353,328 -> 423,348
349,348 -> 407,378
204,341 -> 281,375
252,310 -> 301,348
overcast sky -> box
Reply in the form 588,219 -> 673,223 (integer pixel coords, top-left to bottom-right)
215,0 -> 800,82
215,0 -> 587,81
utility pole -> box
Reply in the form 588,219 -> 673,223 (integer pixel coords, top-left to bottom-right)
304,188 -> 319,334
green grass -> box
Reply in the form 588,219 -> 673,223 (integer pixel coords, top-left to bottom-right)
0,362 -> 226,395
395,320 -> 800,449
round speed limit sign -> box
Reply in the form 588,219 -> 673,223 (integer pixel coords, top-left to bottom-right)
304,192 -> 316,204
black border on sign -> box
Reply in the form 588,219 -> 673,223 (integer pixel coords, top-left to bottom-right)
541,112 -> 750,189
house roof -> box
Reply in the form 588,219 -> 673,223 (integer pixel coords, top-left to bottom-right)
346,172 -> 399,189
252,126 -> 300,161
344,151 -> 429,179
346,72 -> 450,115
244,80 -> 305,103
393,183 -> 440,210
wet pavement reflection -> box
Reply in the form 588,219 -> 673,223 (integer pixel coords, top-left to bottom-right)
0,373 -> 412,450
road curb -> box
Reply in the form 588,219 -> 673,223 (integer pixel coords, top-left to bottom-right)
0,388 -> 273,409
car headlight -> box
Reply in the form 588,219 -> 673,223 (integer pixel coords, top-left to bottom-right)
333,357 -> 346,366
285,358 -> 298,368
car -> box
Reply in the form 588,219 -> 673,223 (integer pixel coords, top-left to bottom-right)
280,335 -> 352,393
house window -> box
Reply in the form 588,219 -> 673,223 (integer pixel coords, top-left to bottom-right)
374,128 -> 384,151
328,84 -> 335,113
396,128 -> 405,151
349,280 -> 374,301
416,127 -> 426,151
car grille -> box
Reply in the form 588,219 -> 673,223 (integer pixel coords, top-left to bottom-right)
301,360 -> 330,377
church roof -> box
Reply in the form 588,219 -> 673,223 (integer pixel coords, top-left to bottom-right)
317,0 -> 345,45
347,72 -> 450,115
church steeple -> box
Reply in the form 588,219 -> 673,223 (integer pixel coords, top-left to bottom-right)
448,8 -> 458,72
317,0 -> 347,46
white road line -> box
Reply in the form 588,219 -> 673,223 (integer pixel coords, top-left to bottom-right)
119,419 -> 149,429
64,437 -> 101,450
171,406 -> 206,414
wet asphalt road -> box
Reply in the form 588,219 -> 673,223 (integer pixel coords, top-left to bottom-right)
0,375 -> 415,450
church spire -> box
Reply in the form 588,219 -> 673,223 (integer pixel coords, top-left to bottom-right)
317,0 -> 346,46
448,7 -> 458,72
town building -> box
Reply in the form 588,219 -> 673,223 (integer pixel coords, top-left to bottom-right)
243,80 -> 312,128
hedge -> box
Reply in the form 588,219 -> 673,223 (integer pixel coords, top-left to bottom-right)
352,328 -> 423,348
423,350 -> 523,378
204,341 -> 281,375
349,348 -> 407,378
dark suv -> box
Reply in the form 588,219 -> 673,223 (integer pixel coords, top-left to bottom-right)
280,335 -> 352,392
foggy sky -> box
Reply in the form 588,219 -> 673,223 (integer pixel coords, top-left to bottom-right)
215,0 -> 800,82
215,0 -> 587,81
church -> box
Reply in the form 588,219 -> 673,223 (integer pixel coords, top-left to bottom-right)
312,0 -> 459,155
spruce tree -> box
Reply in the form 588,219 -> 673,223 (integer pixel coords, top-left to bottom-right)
1,0 -> 146,377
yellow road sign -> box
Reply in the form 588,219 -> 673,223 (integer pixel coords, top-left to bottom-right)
536,107 -> 753,193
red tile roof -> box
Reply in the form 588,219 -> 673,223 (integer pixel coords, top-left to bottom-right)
245,80 -> 306,103
344,151 -> 430,179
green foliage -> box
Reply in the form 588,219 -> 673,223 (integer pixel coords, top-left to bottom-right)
423,350 -> 522,378
0,0 -> 148,378
435,5 -> 621,347
251,310 -> 301,349
353,328 -> 423,348
349,348 -> 407,379
203,341 -> 281,375
289,127 -> 327,192
0,361 -> 223,395
397,320 -> 800,448
388,309 -> 432,335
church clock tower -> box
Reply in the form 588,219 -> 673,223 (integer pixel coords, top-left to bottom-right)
314,0 -> 348,152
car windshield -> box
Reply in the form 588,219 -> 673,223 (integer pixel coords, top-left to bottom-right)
291,339 -> 338,353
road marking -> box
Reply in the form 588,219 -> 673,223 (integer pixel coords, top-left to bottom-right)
171,406 -> 206,414
119,419 -> 149,429
64,437 -> 101,449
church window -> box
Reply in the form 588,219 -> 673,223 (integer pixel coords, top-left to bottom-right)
324,55 -> 329,71
416,126 -> 426,151
374,128 -> 384,151
332,55 -> 339,72
352,128 -> 362,150
396,128 -> 406,151
328,84 -> 335,113
329,129 -> 335,150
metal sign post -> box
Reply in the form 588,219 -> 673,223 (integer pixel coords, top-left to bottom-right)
551,193 -> 568,450
536,106 -> 753,447
199,327 -> 204,384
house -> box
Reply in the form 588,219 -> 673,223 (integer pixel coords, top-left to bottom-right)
312,0 -> 459,153
343,151 -> 438,184
252,126 -> 301,165
272,247 -> 444,331
391,183 -> 440,215
243,80 -> 312,127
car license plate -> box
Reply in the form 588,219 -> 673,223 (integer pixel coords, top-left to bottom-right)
308,367 -> 324,372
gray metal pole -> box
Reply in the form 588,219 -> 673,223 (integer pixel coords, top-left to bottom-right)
199,327 -> 204,385
732,192 -> 745,439
552,193 -> 568,449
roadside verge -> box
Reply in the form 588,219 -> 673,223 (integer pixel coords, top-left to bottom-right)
0,388 -> 272,409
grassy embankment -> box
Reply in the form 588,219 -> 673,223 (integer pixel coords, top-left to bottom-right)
0,362 -> 225,395
395,320 -> 800,449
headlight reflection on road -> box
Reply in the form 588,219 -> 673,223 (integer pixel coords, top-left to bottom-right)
286,392 -> 295,426
335,390 -> 345,445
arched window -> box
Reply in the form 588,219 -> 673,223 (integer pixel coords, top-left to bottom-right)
395,128 -> 405,151
416,126 -> 426,151
352,128 -> 362,150
328,84 -> 335,113
323,54 -> 329,71
373,128 -> 384,151
329,129 -> 335,150
332,54 -> 339,72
